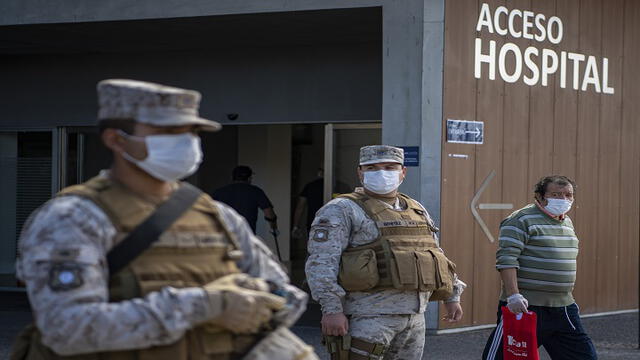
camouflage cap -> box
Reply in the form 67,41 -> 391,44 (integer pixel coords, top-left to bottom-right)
97,79 -> 221,131
359,145 -> 404,165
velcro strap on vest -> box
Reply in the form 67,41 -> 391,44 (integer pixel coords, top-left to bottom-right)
351,338 -> 387,357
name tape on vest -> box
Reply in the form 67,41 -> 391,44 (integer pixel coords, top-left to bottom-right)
376,220 -> 428,228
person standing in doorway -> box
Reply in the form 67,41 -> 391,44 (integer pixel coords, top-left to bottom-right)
482,175 -> 597,360
213,165 -> 279,235
305,145 -> 466,360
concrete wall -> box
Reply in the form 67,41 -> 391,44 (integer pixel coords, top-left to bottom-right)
381,0 -> 444,222
0,0 -> 383,25
0,44 -> 380,130
197,127 -> 240,196
238,125 -> 292,263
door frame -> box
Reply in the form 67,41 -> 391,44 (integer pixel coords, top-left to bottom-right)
323,122 -> 382,203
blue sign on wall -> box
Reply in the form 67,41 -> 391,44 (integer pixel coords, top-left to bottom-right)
400,146 -> 419,167
446,119 -> 484,144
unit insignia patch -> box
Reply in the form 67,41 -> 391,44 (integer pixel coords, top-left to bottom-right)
312,229 -> 329,242
48,262 -> 84,291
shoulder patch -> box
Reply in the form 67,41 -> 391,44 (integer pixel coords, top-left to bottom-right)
311,229 -> 329,242
48,262 -> 84,292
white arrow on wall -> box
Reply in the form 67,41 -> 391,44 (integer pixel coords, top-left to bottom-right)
465,128 -> 482,138
470,170 -> 513,243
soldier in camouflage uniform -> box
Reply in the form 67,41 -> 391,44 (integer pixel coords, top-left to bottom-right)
13,79 -> 317,360
305,145 -> 466,360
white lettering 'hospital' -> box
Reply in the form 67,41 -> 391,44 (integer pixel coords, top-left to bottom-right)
474,3 -> 614,94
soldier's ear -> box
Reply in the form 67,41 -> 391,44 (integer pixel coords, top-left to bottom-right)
101,128 -> 126,154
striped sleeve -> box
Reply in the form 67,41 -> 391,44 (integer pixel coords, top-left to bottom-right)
496,216 -> 528,269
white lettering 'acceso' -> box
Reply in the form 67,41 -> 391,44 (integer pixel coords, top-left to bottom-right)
544,198 -> 573,216
476,3 -> 562,43
120,131 -> 203,182
362,170 -> 403,195
474,3 -> 614,94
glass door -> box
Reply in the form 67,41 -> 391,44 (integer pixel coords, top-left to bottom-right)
323,123 -> 382,203
62,127 -> 112,187
0,127 -> 110,288
0,131 -> 53,288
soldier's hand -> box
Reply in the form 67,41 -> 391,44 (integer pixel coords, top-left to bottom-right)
321,312 -> 349,336
442,301 -> 464,322
204,276 -> 285,334
210,273 -> 271,292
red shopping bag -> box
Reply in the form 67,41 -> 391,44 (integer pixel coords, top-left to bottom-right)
501,306 -> 539,360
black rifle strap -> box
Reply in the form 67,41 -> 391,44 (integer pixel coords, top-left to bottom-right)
107,182 -> 202,275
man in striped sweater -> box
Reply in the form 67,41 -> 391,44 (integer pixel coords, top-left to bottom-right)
482,175 -> 597,360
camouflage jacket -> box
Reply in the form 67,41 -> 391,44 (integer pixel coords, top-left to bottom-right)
16,176 -> 305,356
305,192 -> 465,315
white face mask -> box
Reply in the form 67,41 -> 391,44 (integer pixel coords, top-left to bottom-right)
119,131 -> 203,182
544,198 -> 573,216
362,169 -> 403,195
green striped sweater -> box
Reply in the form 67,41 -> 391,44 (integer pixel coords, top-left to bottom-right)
496,204 -> 578,307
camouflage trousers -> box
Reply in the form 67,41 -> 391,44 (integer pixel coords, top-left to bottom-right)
349,314 -> 425,360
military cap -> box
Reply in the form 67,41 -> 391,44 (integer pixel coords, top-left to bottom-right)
97,79 -> 221,131
359,145 -> 404,165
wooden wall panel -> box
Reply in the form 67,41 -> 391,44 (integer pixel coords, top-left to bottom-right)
472,0 -> 506,326
503,0 -> 532,210
595,0 -> 624,312
527,0 -> 556,193
552,0 -> 579,179
573,0 -> 602,313
441,0 -> 640,327
439,0 -> 478,329
618,0 -> 640,309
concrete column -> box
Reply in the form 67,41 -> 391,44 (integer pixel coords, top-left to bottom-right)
381,0 -> 445,329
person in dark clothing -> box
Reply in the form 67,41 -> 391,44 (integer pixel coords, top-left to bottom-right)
292,168 -> 324,238
213,166 -> 278,234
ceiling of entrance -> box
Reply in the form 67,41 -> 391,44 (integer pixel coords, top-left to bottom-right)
0,7 -> 381,54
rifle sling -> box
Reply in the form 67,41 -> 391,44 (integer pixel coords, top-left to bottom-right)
107,182 -> 202,275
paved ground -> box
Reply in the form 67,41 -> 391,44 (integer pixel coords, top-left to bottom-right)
1,292 -> 638,359
301,312 -> 639,359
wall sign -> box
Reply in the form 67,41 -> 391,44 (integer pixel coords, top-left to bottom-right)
399,146 -> 419,167
446,119 -> 484,144
474,3 -> 614,94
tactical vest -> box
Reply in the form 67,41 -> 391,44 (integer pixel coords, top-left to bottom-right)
337,192 -> 456,301
13,175 -> 257,360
